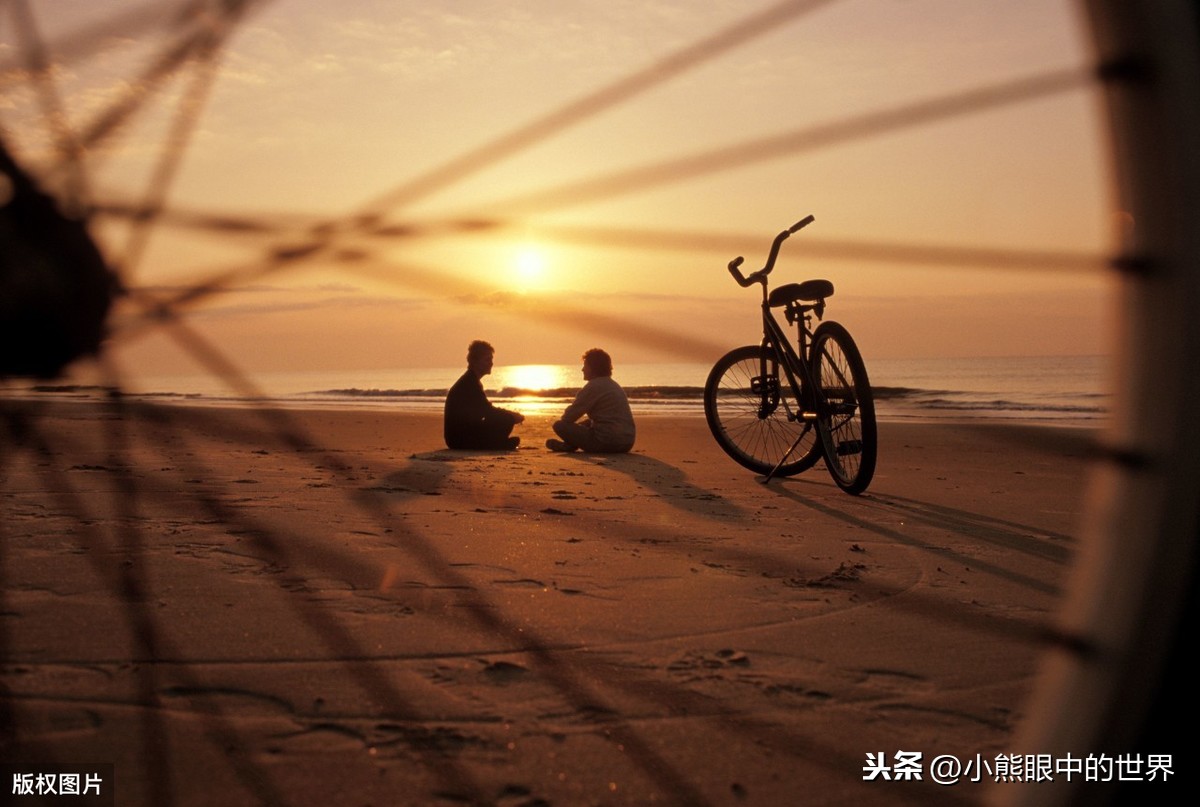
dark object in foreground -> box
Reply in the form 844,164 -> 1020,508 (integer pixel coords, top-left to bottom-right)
1,138 -> 118,379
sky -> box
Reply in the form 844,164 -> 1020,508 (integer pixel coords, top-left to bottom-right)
0,0 -> 1114,382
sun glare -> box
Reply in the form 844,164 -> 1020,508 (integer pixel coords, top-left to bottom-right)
514,245 -> 547,291
500,364 -> 568,394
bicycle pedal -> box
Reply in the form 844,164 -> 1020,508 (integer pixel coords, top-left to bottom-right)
750,375 -> 779,395
836,440 -> 863,456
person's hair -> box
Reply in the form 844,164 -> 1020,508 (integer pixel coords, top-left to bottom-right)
467,340 -> 494,363
582,348 -> 613,377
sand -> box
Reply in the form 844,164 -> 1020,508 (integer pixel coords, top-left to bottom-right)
0,400 -> 1092,806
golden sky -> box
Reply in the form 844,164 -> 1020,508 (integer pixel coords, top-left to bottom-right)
1,0 -> 1113,379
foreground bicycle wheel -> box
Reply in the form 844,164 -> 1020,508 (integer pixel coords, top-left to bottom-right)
704,344 -> 821,477
810,321 -> 877,495
1000,5 -> 1200,802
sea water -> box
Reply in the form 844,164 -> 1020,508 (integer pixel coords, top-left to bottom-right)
25,354 -> 1110,425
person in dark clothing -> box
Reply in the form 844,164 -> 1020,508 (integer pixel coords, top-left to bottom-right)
444,340 -> 524,450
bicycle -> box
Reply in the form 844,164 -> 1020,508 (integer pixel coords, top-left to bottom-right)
703,216 -> 877,494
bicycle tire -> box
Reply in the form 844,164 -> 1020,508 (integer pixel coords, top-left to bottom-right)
1001,3 -> 1200,802
809,321 -> 877,495
703,344 -> 821,477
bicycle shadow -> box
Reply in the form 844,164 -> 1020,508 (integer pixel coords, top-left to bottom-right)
864,491 -> 1074,564
763,478 -> 1066,596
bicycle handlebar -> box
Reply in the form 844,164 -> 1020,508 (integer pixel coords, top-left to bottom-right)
789,214 -> 815,233
726,215 -> 815,287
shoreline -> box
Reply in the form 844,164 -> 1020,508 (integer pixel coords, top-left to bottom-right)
1,389 -> 1109,431
2,400 -> 1095,805
7,352 -> 1110,426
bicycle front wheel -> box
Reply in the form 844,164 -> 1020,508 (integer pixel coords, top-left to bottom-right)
704,344 -> 821,477
811,321 -> 877,494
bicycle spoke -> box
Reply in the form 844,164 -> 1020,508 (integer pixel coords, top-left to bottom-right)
704,346 -> 821,477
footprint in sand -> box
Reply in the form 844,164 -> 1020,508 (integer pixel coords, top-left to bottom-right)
480,659 -> 529,684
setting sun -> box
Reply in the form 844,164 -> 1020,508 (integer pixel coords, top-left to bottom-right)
497,363 -> 570,393
514,245 -> 548,291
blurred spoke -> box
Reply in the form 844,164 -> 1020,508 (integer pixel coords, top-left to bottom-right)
358,0 -> 839,215
6,0 -> 90,210
478,68 -> 1094,216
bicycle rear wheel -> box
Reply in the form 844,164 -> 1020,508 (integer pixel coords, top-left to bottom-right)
810,321 -> 877,495
704,344 -> 820,477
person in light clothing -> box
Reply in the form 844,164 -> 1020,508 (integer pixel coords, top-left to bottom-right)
546,348 -> 635,453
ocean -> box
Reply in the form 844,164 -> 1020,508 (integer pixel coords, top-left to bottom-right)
23,354 -> 1110,426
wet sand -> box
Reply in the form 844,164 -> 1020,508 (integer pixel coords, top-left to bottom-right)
0,401 -> 1091,805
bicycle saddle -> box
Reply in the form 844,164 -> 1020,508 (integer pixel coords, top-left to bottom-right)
768,279 -> 834,308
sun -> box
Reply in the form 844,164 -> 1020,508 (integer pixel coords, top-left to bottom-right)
513,245 -> 548,291
504,364 -> 565,393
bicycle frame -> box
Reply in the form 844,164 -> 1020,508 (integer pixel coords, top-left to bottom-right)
755,290 -> 818,420
753,285 -> 833,480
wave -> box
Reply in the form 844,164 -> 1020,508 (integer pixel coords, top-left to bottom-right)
317,388 -> 447,399
314,385 -> 705,400
27,384 -> 120,394
913,397 -> 1107,415
16,381 -> 1108,420
869,386 -> 947,400
312,384 -> 971,401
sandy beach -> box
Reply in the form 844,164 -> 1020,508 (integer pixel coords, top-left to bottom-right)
1,401 -> 1091,806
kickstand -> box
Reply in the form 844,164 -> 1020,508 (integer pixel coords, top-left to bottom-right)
759,429 -> 811,484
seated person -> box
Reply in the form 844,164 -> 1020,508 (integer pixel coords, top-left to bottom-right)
444,340 -> 524,450
546,348 -> 635,454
